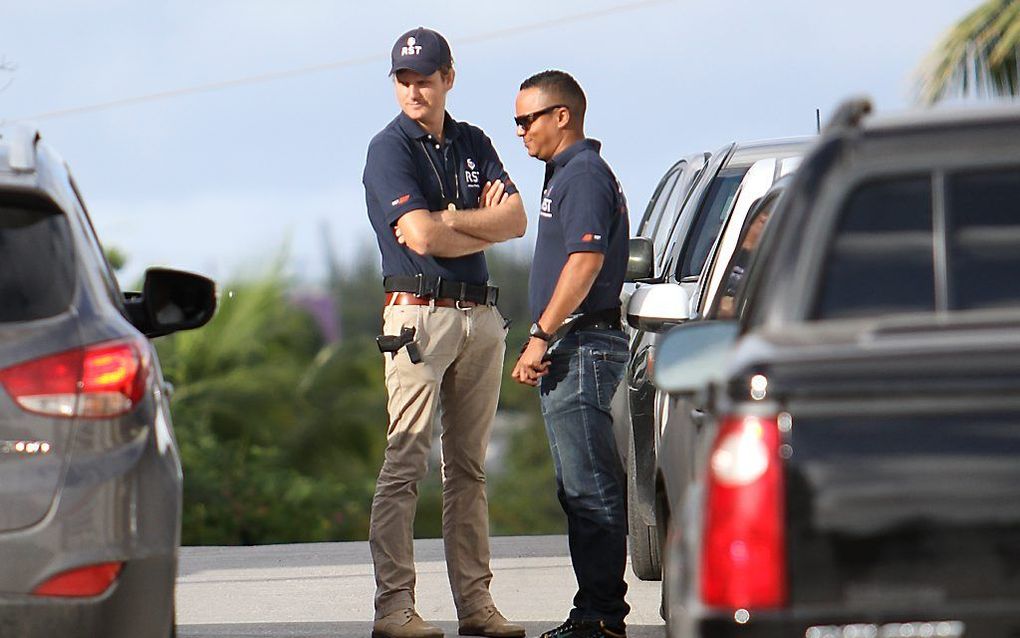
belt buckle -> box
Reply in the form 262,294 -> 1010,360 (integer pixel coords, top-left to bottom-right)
455,299 -> 471,310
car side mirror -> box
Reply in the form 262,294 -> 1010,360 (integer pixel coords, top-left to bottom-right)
652,321 -> 739,396
625,237 -> 655,282
124,268 -> 217,338
625,282 -> 691,332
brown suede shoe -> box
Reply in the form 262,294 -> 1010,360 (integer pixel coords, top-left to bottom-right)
373,608 -> 444,638
458,605 -> 526,638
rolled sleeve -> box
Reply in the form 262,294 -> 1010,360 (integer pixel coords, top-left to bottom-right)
477,132 -> 519,197
364,137 -> 429,226
557,172 -> 617,254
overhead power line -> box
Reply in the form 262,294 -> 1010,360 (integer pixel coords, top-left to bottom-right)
8,0 -> 671,124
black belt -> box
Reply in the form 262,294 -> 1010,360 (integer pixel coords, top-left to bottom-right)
570,306 -> 623,332
384,275 -> 499,306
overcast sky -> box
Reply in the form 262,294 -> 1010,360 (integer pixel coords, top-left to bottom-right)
1,0 -> 978,286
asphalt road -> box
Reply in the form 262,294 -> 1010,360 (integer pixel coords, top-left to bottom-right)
177,535 -> 665,638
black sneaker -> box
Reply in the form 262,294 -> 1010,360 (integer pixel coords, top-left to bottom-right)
539,619 -> 626,638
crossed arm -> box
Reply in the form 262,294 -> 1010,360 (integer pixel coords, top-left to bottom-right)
395,180 -> 526,258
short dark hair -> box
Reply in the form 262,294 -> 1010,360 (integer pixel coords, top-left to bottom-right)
520,70 -> 586,122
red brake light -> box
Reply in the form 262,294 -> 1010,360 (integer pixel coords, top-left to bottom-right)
0,338 -> 149,418
32,561 -> 124,597
701,414 -> 786,609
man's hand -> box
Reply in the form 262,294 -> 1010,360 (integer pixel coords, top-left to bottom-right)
512,338 -> 550,387
480,179 -> 510,208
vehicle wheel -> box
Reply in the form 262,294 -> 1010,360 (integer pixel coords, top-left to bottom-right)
627,430 -> 661,580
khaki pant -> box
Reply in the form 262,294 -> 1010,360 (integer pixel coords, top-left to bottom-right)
370,303 -> 507,619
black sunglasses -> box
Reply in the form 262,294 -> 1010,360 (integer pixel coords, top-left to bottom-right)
514,104 -> 568,131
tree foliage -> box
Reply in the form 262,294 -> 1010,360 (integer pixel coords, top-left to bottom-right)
918,0 -> 1020,103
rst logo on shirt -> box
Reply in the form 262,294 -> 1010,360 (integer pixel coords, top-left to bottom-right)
391,194 -> 411,207
464,157 -> 480,185
540,198 -> 553,216
581,233 -> 602,242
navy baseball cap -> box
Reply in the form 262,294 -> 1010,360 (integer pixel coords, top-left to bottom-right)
389,27 -> 452,76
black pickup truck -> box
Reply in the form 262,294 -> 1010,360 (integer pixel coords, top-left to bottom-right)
653,99 -> 1020,638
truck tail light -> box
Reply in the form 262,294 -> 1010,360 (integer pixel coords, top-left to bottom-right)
32,561 -> 124,597
701,414 -> 786,609
0,338 -> 149,418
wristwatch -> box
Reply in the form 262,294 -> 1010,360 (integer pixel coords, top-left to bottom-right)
529,322 -> 553,341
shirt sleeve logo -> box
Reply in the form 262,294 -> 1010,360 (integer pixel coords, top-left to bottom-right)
581,233 -> 602,242
391,194 -> 411,207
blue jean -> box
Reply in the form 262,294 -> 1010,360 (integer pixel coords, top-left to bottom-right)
539,328 -> 630,629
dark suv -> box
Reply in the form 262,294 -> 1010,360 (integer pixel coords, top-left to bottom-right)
0,126 -> 215,637
655,99 -> 1020,637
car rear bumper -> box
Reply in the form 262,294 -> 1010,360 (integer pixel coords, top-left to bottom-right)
671,605 -> 1020,638
0,554 -> 175,638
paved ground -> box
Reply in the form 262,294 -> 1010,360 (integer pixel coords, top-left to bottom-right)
177,535 -> 665,638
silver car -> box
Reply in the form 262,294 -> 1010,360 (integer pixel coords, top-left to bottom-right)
0,126 -> 215,637
622,138 -> 808,583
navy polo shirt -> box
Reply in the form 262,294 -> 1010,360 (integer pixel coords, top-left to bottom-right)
363,111 -> 517,286
529,139 -> 629,322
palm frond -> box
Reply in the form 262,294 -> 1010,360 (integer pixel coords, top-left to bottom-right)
917,0 -> 1020,104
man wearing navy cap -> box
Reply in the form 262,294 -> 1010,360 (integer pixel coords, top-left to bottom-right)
363,26 -> 526,638
511,70 -> 630,638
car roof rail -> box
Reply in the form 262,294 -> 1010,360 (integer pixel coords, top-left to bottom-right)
0,124 -> 41,172
822,96 -> 873,134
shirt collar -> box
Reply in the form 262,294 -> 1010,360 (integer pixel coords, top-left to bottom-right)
549,138 -> 601,169
396,111 -> 460,143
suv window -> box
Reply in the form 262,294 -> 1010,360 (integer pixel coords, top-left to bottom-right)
678,166 -> 749,279
653,164 -> 702,262
948,167 -> 1020,310
0,200 -> 76,322
815,176 -> 934,319
69,176 -> 124,303
638,163 -> 682,238
711,192 -> 781,319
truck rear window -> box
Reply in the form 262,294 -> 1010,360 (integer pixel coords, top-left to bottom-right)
948,168 -> 1020,310
815,176 -> 935,319
815,166 -> 1020,320
0,201 -> 75,322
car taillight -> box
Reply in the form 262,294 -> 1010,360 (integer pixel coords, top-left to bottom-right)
701,414 -> 786,609
0,338 -> 149,418
32,561 -> 124,597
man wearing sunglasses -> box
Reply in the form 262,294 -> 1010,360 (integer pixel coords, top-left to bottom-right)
512,70 -> 631,638
363,26 -> 527,638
